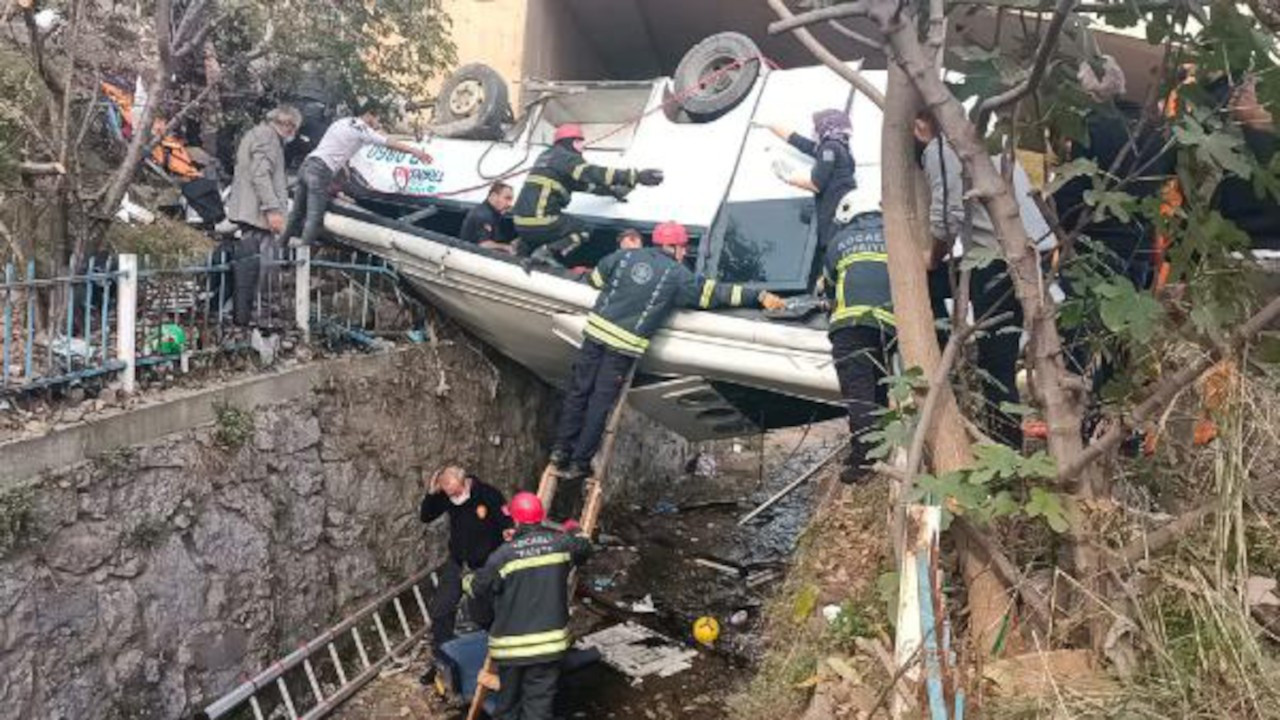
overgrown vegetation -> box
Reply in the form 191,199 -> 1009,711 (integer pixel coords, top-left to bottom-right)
213,402 -> 255,449
732,481 -> 892,719
767,0 -> 1280,714
0,485 -> 35,558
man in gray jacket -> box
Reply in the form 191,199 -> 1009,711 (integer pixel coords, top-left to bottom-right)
226,106 -> 301,326
914,111 -> 1024,449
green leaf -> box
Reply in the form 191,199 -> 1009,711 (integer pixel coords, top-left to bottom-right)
1084,188 -> 1137,224
998,402 -> 1036,417
1044,157 -> 1102,197
971,443 -> 1022,482
877,571 -> 900,628
960,245 -> 1002,271
793,584 -> 819,624
1025,487 -> 1072,534
1173,120 -> 1253,180
1019,452 -> 1058,479
990,490 -> 1020,518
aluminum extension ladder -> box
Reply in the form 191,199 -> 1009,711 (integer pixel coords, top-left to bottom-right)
464,365 -> 638,720
195,569 -> 435,720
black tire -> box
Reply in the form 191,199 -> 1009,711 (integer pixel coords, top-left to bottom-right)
432,63 -> 511,139
673,32 -> 761,121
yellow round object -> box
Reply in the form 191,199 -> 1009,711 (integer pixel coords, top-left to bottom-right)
693,616 -> 720,646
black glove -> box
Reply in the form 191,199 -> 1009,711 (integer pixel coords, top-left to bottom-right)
637,169 -> 664,186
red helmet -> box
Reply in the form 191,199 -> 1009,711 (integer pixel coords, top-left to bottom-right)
505,491 -> 545,525
652,221 -> 689,247
554,124 -> 585,143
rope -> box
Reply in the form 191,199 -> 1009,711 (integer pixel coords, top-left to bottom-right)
420,55 -> 774,199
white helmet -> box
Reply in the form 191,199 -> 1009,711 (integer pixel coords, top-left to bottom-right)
834,184 -> 879,225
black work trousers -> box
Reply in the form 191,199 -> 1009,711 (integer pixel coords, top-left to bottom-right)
929,259 -> 1025,449
231,226 -> 273,326
282,157 -> 334,246
516,214 -> 590,259
427,559 -> 492,657
555,339 -> 637,466
494,661 -> 561,720
829,325 -> 891,465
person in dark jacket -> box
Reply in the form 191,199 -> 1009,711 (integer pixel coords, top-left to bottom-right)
460,181 -> 516,253
549,222 -> 786,486
765,109 -> 858,250
512,123 -> 664,266
419,465 -> 512,670
821,210 -> 895,484
467,492 -> 590,720
914,110 -> 1025,449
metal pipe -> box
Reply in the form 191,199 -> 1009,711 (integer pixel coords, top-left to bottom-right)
3,263 -> 12,389
197,568 -> 430,719
737,445 -> 843,525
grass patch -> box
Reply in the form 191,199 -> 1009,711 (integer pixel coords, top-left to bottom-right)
0,485 -> 35,558
729,479 -> 892,720
213,402 -> 255,449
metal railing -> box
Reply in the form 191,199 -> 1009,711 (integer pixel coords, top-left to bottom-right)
2,258 -> 128,394
1,246 -> 407,399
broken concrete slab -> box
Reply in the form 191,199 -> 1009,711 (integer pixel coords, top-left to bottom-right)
576,622 -> 698,680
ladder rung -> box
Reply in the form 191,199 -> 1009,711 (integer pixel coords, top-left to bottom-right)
394,596 -> 413,639
303,657 -> 324,704
328,642 -> 349,687
352,627 -> 372,669
276,676 -> 298,720
373,612 -> 394,656
413,584 -> 430,626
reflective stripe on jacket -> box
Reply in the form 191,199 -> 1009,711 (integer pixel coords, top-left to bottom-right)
584,247 -> 760,357
513,144 -> 638,227
468,526 -> 591,665
823,212 -> 895,331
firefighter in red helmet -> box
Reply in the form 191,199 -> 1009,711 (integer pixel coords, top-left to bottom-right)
548,222 -> 787,500
466,492 -> 590,720
512,123 -> 665,266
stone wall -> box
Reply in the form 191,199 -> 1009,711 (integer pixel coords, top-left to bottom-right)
0,343 -> 576,719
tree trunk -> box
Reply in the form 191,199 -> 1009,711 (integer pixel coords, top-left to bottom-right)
881,65 -> 1010,655
877,7 -> 1100,646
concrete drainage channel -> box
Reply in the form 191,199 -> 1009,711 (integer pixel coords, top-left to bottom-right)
325,424 -> 844,720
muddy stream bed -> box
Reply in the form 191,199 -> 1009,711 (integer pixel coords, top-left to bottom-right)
334,424 -> 846,720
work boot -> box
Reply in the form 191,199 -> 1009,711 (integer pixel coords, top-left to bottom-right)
548,447 -> 571,470
839,456 -> 869,486
557,461 -> 592,482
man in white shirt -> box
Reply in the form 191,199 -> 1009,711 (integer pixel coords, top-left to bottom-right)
283,102 -> 432,246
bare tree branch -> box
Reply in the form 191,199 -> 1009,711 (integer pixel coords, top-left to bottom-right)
977,0 -> 1077,115
172,0 -> 210,54
18,161 -> 66,176
1058,294 -> 1280,485
174,11 -> 229,60
827,19 -> 884,50
953,517 -> 1053,631
766,0 -> 886,108
769,0 -> 872,34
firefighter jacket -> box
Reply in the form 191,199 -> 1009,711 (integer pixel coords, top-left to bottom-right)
583,247 -> 761,356
822,212 -> 895,331
513,144 -> 639,230
467,525 -> 591,665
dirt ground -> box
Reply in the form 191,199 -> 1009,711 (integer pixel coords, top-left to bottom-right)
333,422 -> 851,720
